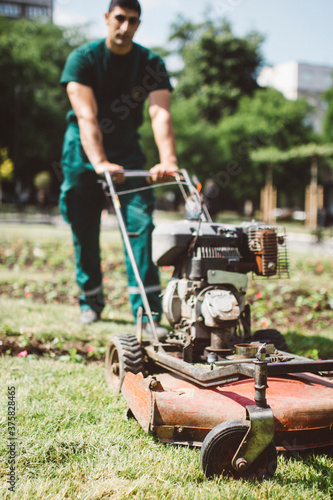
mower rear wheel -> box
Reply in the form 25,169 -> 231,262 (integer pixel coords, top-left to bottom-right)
252,329 -> 288,352
105,334 -> 144,393
200,420 -> 277,480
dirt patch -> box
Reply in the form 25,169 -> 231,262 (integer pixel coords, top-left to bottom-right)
247,286 -> 333,331
0,336 -> 104,364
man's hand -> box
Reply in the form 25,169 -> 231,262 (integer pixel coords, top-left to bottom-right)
150,163 -> 179,183
95,161 -> 125,184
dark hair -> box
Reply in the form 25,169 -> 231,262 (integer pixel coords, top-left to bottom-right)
108,0 -> 141,16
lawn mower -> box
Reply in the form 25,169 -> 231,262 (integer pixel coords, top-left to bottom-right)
103,169 -> 333,480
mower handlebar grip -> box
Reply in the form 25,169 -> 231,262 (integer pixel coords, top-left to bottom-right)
116,170 -> 180,178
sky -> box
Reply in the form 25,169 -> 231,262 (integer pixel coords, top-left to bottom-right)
53,0 -> 333,68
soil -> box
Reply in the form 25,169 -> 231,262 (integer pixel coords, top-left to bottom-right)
0,336 -> 104,364
247,288 -> 333,331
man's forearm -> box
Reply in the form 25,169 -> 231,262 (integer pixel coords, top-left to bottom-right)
151,109 -> 177,166
66,81 -> 124,180
77,116 -> 108,173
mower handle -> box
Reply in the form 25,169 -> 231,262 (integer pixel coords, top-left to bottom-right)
108,169 -> 179,178
103,168 -> 212,223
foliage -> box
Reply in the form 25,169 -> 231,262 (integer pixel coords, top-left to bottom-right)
213,88 -> 315,203
251,143 -> 333,163
33,170 -> 52,190
287,143 -> 333,159
170,17 -> 264,123
0,17 -> 86,189
322,84 -> 333,142
0,147 -> 14,206
0,147 -> 13,181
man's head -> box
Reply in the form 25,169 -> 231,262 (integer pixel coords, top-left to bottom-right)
108,0 -> 141,17
105,1 -> 141,55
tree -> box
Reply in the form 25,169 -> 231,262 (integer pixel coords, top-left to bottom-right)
169,17 -> 264,122
0,147 -> 14,206
0,17 -> 86,196
213,88 -> 316,204
322,85 -> 333,143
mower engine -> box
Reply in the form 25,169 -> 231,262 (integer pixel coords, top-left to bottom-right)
153,220 -> 288,361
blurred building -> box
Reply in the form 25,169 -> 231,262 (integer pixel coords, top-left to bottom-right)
0,0 -> 52,21
258,61 -> 333,133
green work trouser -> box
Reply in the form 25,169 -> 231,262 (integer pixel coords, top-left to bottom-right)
59,182 -> 162,322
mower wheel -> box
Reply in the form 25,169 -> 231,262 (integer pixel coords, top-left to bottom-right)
105,334 -> 144,393
252,329 -> 288,352
200,420 -> 277,480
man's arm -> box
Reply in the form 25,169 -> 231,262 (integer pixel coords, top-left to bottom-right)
148,89 -> 178,182
66,81 -> 124,182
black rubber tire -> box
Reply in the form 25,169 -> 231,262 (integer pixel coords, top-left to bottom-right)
105,334 -> 144,393
252,329 -> 288,352
200,420 -> 277,480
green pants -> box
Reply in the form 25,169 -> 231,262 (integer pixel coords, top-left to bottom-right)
59,182 -> 162,322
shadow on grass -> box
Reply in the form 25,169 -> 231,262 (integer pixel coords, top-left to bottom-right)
285,331 -> 333,359
281,445 -> 333,461
275,447 -> 333,489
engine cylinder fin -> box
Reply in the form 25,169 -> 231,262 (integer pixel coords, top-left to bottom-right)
195,247 -> 240,259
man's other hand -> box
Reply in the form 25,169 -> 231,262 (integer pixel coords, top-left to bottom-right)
150,163 -> 179,183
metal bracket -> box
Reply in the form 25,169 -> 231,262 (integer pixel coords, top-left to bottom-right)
231,404 -> 275,471
231,344 -> 274,471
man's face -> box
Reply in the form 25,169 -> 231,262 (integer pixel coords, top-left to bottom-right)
105,6 -> 141,54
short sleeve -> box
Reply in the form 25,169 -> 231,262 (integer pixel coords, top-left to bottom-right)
60,47 -> 94,88
146,53 -> 173,93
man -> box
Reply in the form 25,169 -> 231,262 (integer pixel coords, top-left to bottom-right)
59,0 -> 178,327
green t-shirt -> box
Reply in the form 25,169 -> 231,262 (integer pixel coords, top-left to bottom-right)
60,39 -> 172,189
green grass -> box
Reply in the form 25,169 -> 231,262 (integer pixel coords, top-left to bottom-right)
1,357 -> 332,500
0,223 -> 333,499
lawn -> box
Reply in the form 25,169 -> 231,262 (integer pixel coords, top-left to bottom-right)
0,221 -> 332,499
